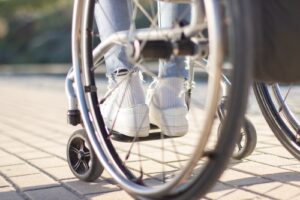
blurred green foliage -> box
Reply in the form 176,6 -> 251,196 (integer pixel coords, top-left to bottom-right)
0,0 -> 73,64
0,0 -> 152,64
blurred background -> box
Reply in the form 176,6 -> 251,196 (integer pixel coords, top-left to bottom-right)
0,0 -> 73,73
0,0 -> 151,74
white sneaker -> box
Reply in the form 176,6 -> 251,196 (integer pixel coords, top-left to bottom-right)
101,70 -> 149,137
147,77 -> 188,137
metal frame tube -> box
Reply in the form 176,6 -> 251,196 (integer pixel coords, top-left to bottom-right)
65,68 -> 78,110
92,25 -> 204,64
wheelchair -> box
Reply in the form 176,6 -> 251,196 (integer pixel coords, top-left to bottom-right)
65,0 -> 255,199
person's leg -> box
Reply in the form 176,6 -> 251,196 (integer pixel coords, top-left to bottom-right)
94,0 -> 132,75
147,3 -> 191,136
94,1 -> 149,137
158,2 -> 191,79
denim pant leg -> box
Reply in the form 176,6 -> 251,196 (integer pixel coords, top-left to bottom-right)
158,2 -> 191,78
94,1 -> 190,77
94,0 -> 132,75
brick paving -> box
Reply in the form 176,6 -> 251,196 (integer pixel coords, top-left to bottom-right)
0,75 -> 299,200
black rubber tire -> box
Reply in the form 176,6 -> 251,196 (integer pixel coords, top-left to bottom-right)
253,82 -> 300,160
67,129 -> 104,182
232,118 -> 257,160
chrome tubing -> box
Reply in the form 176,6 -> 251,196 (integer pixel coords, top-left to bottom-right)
65,68 -> 77,110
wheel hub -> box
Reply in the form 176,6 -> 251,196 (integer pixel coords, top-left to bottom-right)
77,150 -> 85,160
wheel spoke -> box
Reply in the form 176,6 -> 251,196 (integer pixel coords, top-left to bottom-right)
70,146 -> 79,154
132,0 -> 156,26
84,151 -> 91,158
79,141 -> 85,151
73,160 -> 81,171
110,75 -> 132,134
82,161 -> 90,171
278,84 -> 293,112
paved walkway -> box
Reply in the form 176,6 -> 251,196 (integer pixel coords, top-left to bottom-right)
0,76 -> 299,200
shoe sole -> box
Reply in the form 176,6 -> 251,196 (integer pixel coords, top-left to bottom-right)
149,106 -> 188,137
103,104 -> 150,137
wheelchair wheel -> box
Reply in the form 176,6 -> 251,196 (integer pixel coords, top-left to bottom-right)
71,0 -> 254,199
217,118 -> 257,160
217,101 -> 257,160
253,82 -> 300,160
67,129 -> 104,182
232,118 -> 257,160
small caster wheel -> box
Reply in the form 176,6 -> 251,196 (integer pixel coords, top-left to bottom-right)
67,129 -> 104,182
218,118 -> 257,160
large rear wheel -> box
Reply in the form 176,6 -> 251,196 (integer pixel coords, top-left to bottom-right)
72,0 -> 254,199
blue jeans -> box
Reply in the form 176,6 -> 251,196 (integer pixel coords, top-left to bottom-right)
94,0 -> 190,78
